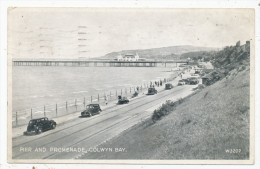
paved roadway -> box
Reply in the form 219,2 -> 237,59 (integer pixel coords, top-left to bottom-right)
12,85 -> 195,159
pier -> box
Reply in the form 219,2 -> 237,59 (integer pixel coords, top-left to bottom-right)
12,59 -> 189,67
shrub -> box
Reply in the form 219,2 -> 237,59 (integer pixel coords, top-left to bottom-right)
152,99 -> 183,122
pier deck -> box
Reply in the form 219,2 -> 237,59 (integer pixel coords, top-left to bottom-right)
12,59 -> 188,67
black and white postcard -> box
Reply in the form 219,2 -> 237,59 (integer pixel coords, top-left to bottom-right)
7,7 -> 255,164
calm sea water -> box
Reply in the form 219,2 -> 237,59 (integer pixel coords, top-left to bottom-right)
12,66 -> 177,111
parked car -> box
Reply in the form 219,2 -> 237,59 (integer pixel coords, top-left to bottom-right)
118,95 -> 129,104
195,70 -> 200,74
188,77 -> 199,85
81,104 -> 102,117
178,80 -> 186,86
165,83 -> 174,90
182,79 -> 190,84
147,87 -> 158,95
24,117 -> 56,135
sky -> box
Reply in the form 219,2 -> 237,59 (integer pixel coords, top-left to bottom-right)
8,8 -> 254,59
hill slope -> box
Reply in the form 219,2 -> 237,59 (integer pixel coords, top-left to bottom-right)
81,66 -> 250,160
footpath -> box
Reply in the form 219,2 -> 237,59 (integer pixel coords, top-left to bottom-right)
12,69 -> 193,138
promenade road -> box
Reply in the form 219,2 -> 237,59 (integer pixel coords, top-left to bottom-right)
12,84 -> 196,160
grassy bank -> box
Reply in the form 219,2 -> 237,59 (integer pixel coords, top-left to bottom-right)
80,65 -> 250,160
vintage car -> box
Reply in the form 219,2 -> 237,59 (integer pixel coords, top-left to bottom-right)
165,83 -> 174,90
188,77 -> 199,85
118,95 -> 129,104
81,104 -> 102,117
24,117 -> 56,135
183,78 -> 190,84
178,80 -> 186,86
147,87 -> 158,95
195,70 -> 200,74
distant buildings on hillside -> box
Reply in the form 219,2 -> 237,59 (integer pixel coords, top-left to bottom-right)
242,40 -> 250,52
117,53 -> 141,61
235,40 -> 250,52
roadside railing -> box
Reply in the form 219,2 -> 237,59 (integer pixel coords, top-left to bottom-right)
12,76 -> 177,127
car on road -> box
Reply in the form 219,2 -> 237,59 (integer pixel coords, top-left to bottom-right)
147,87 -> 158,95
188,77 -> 199,85
24,117 -> 56,135
178,80 -> 186,86
183,78 -> 190,84
81,104 -> 102,117
165,83 -> 174,90
195,70 -> 200,74
118,95 -> 130,104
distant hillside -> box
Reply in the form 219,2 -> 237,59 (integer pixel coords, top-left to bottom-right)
99,46 -> 216,60
180,51 -> 215,59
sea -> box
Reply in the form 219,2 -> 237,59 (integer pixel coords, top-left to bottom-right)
12,66 -> 178,112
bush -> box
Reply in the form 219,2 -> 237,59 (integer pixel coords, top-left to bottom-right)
152,99 -> 183,122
